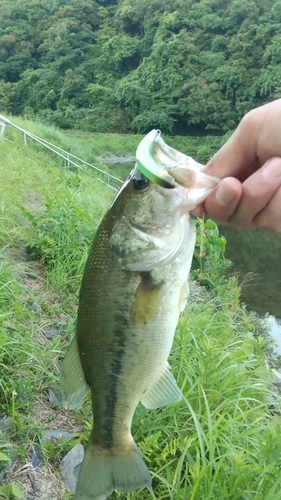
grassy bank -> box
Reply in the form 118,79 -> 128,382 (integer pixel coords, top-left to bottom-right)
1,120 -> 281,500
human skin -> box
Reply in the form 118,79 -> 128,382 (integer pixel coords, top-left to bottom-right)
192,99 -> 281,233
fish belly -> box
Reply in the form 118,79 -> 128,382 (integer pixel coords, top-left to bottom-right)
77,220 -> 194,448
63,214 -> 196,500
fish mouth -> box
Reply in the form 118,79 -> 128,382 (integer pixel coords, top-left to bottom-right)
135,130 -> 220,199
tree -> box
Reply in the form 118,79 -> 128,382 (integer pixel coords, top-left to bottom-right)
1,0 -> 281,134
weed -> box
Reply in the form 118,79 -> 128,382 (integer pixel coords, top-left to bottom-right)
72,259 -> 281,500
0,449 -> 24,499
0,483 -> 24,499
20,188 -> 93,286
42,436 -> 80,468
1,120 -> 281,499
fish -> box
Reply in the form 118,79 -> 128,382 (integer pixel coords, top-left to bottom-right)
60,134 -> 220,500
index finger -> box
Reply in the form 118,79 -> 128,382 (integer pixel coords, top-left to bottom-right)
204,99 -> 281,182
204,110 -> 261,181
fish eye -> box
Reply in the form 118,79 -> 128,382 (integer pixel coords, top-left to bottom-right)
132,172 -> 150,192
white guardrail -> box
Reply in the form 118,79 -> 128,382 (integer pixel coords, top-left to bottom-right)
0,113 -> 124,192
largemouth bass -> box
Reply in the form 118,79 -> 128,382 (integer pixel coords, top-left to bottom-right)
60,132 -> 219,500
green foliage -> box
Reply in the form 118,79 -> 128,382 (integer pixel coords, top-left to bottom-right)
0,262 -> 20,312
0,451 -> 10,462
0,258 -> 58,416
42,435 -> 79,467
77,267 -> 281,500
18,168 -> 114,289
194,218 -> 226,264
1,122 -> 281,499
0,483 -> 24,499
1,0 -> 281,133
192,217 -> 231,287
20,186 -> 93,281
125,278 -> 281,499
0,450 -> 24,498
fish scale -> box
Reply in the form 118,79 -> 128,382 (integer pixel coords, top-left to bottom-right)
60,131 -> 220,500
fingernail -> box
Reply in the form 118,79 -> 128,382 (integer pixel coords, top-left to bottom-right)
215,182 -> 236,206
262,158 -> 281,179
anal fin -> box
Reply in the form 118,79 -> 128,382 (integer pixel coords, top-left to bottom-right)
60,337 -> 88,410
141,362 -> 182,409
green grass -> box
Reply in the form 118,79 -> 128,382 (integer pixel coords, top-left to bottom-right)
111,281 -> 281,500
4,115 -> 141,163
0,118 -> 281,499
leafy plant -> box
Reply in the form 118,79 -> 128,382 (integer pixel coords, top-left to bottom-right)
0,451 -> 23,500
1,0 -> 280,134
192,217 -> 231,288
20,186 -> 94,288
0,483 -> 24,500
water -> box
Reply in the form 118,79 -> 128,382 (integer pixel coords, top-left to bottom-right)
268,316 -> 281,354
221,226 -> 281,354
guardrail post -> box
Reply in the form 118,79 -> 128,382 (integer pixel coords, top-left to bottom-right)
0,114 -> 11,138
0,122 -> 7,137
23,132 -> 27,147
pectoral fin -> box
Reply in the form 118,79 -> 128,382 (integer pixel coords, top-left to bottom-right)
141,363 -> 182,409
131,273 -> 164,325
178,281 -> 189,315
60,337 -> 88,410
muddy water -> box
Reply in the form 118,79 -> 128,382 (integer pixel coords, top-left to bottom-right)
220,226 -> 281,354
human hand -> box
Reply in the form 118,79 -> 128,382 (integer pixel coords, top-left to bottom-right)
193,99 -> 281,233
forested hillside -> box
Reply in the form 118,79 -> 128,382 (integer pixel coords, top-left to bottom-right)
0,0 -> 281,134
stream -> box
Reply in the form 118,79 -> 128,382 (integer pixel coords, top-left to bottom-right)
221,226 -> 281,355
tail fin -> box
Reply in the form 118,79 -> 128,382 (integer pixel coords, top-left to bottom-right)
75,440 -> 152,500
